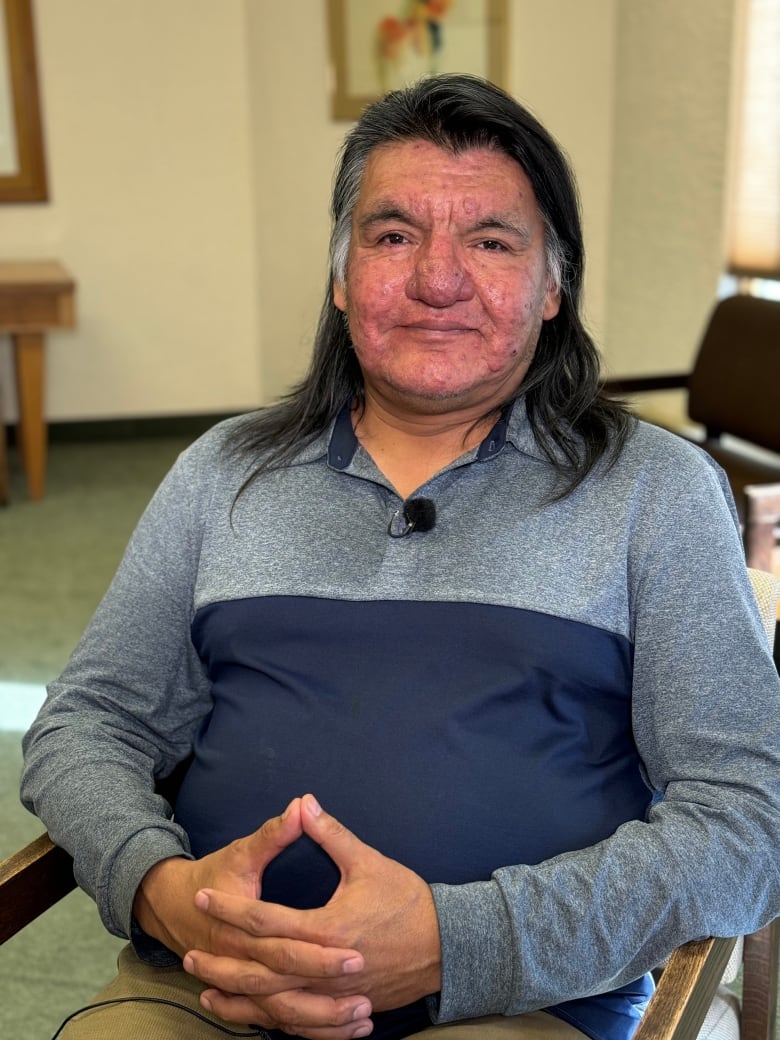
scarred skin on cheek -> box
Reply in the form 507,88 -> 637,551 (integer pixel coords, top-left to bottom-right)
334,139 -> 560,422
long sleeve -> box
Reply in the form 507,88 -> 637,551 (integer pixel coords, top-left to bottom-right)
20,437 -> 220,940
430,444 -> 780,1022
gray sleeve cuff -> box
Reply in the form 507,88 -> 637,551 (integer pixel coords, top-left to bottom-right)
97,824 -> 193,942
430,879 -> 515,1023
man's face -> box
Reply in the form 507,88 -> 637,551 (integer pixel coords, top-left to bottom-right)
333,139 -> 561,419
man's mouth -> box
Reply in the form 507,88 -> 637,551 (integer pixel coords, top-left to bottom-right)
405,320 -> 474,332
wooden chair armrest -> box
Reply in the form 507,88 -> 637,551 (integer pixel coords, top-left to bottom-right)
602,374 -> 691,395
0,832 -> 76,945
0,763 -> 190,947
634,937 -> 738,1040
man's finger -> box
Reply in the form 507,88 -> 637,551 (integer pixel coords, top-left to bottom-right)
228,797 -> 304,877
300,793 -> 368,875
200,985 -> 373,1038
184,949 -> 305,995
188,897 -> 365,978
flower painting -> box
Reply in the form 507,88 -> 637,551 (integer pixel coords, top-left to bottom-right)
328,0 -> 507,120
375,1 -> 454,91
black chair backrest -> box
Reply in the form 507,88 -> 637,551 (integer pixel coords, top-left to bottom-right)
688,295 -> 780,452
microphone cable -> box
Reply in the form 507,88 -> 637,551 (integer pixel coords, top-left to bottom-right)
49,996 -> 269,1039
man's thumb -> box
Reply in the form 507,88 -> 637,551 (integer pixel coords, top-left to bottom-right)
238,796 -> 304,870
300,793 -> 363,873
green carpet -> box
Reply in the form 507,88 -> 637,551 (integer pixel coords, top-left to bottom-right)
0,437 -> 193,684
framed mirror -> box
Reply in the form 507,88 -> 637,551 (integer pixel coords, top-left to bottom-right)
0,0 -> 47,201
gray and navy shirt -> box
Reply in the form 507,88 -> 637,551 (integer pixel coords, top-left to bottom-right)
21,399 -> 780,1040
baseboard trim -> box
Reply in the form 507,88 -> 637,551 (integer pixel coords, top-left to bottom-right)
4,413 -> 241,445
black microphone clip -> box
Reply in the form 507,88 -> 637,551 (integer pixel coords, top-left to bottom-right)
387,497 -> 436,538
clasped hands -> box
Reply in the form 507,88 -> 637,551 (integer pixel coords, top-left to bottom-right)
133,794 -> 442,1039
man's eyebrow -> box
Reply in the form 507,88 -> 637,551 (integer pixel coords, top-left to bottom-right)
471,217 -> 533,244
356,203 -> 416,231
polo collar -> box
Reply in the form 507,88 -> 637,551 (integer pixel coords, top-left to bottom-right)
327,399 -> 516,472
327,402 -> 360,470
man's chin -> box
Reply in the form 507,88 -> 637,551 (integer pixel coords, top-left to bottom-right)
380,380 -> 508,417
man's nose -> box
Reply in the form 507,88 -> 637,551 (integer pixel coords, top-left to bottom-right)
406,240 -> 475,306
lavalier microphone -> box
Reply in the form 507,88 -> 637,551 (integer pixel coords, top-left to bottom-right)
387,497 -> 437,538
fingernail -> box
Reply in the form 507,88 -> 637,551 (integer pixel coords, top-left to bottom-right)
353,1026 -> 372,1038
343,956 -> 362,973
353,1001 -> 371,1020
306,794 -> 322,816
194,890 -> 210,911
182,954 -> 194,973
201,994 -> 213,1011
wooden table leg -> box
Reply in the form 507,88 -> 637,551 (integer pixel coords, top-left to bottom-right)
0,395 -> 8,505
12,331 -> 47,501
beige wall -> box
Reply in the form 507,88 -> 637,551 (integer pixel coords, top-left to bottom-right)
1,0 -> 261,422
243,0 -> 347,400
0,0 -> 739,423
509,0 -> 618,345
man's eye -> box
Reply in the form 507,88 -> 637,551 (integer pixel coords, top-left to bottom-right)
379,232 -> 408,245
478,239 -> 507,252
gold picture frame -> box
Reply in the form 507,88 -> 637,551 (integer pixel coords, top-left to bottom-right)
0,0 -> 47,202
327,0 -> 508,121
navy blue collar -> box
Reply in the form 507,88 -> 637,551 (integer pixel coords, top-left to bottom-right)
327,400 -> 512,471
327,402 -> 359,470
476,407 -> 510,461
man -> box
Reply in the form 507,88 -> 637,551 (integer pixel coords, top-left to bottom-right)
21,74 -> 780,1040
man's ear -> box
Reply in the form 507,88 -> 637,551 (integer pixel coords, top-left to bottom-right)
543,285 -> 561,321
333,281 -> 347,313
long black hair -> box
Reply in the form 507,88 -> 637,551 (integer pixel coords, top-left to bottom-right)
228,74 -> 632,495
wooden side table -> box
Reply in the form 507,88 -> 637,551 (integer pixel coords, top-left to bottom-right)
0,261 -> 76,500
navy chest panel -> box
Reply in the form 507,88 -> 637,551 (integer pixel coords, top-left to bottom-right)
176,596 -> 646,909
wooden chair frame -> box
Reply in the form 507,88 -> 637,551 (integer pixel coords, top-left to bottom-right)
0,832 -> 75,943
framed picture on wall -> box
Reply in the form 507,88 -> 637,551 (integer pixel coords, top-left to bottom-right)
327,0 -> 508,120
0,0 -> 47,202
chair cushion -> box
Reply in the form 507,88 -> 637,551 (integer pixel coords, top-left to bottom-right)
696,986 -> 740,1040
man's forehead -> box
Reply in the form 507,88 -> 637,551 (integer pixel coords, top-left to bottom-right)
355,139 -> 540,222
361,137 -> 528,176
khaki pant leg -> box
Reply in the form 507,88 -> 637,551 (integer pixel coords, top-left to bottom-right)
58,943 -> 262,1040
59,944 -> 587,1040
407,1010 -> 586,1039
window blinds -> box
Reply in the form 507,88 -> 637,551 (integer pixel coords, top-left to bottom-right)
726,0 -> 780,279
